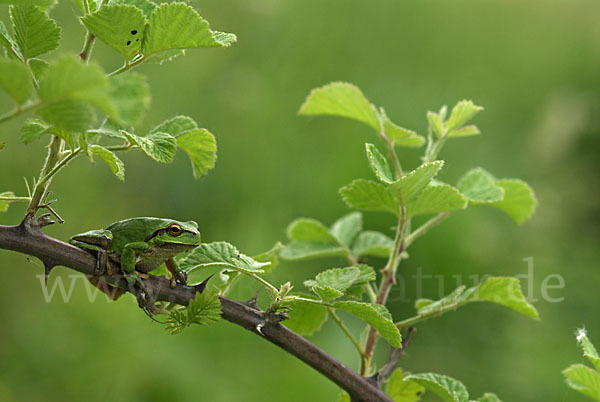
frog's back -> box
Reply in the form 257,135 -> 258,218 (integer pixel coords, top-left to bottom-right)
106,217 -> 172,251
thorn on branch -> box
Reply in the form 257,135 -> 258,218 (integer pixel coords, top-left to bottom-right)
193,274 -> 213,294
376,326 -> 416,388
242,286 -> 263,310
43,261 -> 56,286
34,213 -> 55,228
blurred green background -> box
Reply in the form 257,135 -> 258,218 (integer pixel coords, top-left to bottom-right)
1,0 -> 599,401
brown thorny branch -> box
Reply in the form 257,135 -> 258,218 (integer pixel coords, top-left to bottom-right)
0,218 -> 393,402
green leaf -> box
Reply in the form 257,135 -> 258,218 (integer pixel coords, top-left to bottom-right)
414,277 -> 538,321
71,0 -> 97,13
287,218 -> 338,243
340,179 -> 399,216
475,393 -> 503,402
1,0 -> 57,7
37,100 -> 96,132
577,329 -> 600,371
279,242 -> 346,261
298,82 -> 380,131
366,143 -> 394,183
311,267 -> 361,294
403,373 -> 469,402
28,58 -> 48,80
284,297 -> 328,336
386,368 -> 425,402
0,21 -> 19,58
165,289 -> 221,334
381,108 -> 425,148
416,286 -> 466,315
313,286 -> 344,301
448,125 -> 480,138
427,111 -> 445,138
38,56 -> 116,129
21,118 -> 51,144
464,276 -> 539,319
135,132 -> 177,163
489,179 -> 536,224
10,4 -> 61,59
253,242 -> 283,274
151,115 -> 198,136
392,161 -> 444,204
176,129 -> 217,178
178,241 -> 270,274
406,184 -> 467,218
111,0 -> 157,18
563,364 -> 600,401
144,48 -> 185,65
446,100 -> 483,132
414,298 -> 434,311
344,264 -> 376,299
352,231 -> 394,258
0,59 -> 31,104
90,145 -> 125,180
330,212 -> 362,247
142,2 -> 236,59
0,191 -> 17,213
333,301 -> 401,348
457,168 -> 504,203
81,5 -> 146,61
108,73 -> 151,126
337,392 -> 351,402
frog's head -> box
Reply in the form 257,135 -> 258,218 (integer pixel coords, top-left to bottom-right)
150,220 -> 201,247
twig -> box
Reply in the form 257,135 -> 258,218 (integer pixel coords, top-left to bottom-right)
0,223 -> 392,402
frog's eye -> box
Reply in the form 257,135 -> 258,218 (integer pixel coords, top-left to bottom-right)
167,224 -> 183,236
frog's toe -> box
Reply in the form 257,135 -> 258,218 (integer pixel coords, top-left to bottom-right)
175,270 -> 188,286
93,250 -> 108,276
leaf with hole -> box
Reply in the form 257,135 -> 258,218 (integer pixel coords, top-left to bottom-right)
81,5 -> 146,60
142,2 -> 236,60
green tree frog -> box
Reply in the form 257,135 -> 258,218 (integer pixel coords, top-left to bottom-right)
69,217 -> 201,295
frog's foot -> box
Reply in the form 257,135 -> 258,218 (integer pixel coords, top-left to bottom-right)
125,273 -> 157,314
94,250 -> 108,277
170,270 -> 187,288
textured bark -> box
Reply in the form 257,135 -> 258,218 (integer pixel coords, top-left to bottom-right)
0,222 -> 392,402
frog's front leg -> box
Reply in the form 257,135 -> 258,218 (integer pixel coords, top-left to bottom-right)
70,240 -> 107,276
165,258 -> 187,288
120,242 -> 150,295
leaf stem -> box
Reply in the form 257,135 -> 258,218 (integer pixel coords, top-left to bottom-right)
26,135 -> 62,217
0,196 -> 30,202
328,308 -> 366,360
243,272 -> 279,296
108,56 -> 146,76
361,213 -> 408,375
378,125 -> 403,179
396,301 -> 461,328
40,148 -> 82,183
286,295 -> 331,307
405,212 -> 450,247
0,102 -> 42,125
